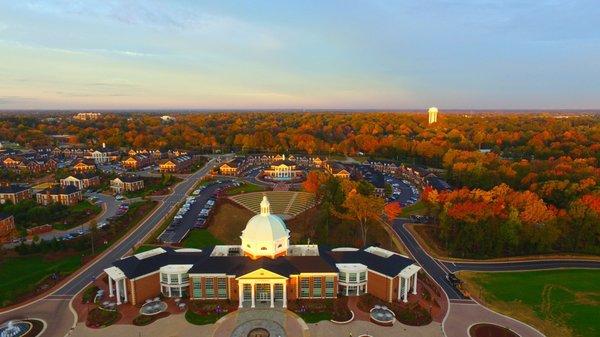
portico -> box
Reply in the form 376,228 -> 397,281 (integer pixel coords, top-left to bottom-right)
236,268 -> 287,308
105,266 -> 128,305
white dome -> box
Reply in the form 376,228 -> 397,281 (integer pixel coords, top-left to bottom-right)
240,196 -> 290,258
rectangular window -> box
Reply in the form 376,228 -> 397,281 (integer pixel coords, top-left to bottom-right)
313,277 -> 322,297
161,273 -> 168,283
192,279 -> 202,298
217,278 -> 227,298
181,273 -> 189,283
205,278 -> 214,298
339,272 -> 347,282
349,273 -> 357,283
325,276 -> 335,297
300,278 -> 310,298
359,272 -> 366,282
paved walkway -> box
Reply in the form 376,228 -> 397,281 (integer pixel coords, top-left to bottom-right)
444,302 -> 544,337
213,308 -> 307,337
308,320 -> 444,337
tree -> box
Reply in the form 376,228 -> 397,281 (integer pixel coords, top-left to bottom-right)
384,202 -> 402,220
340,191 -> 385,247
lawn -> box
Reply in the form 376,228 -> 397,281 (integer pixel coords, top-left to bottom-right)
400,201 -> 427,217
53,200 -> 103,230
0,254 -> 82,306
225,182 -> 266,196
297,312 -> 332,323
182,230 -> 222,248
185,310 -> 224,325
206,200 -> 255,244
124,175 -> 182,198
460,269 -> 600,337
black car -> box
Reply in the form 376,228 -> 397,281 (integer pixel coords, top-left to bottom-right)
446,273 -> 461,286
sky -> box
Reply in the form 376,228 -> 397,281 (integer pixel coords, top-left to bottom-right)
0,0 -> 599,110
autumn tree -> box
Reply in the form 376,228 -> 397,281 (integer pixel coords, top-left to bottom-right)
340,191 -> 385,247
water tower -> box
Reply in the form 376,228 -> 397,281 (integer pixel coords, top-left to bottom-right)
428,107 -> 438,124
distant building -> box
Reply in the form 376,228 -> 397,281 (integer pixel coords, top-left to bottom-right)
219,157 -> 245,176
72,159 -> 97,173
262,155 -> 303,181
325,162 -> 351,179
428,107 -> 438,124
0,184 -> 32,204
160,115 -> 176,123
73,112 -> 101,121
122,154 -> 154,170
86,143 -> 120,164
36,185 -> 82,206
110,176 -> 144,194
0,213 -> 17,244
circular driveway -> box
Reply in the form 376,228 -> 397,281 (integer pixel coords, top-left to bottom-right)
231,319 -> 286,337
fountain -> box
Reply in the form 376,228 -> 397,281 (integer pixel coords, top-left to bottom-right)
369,306 -> 395,326
0,320 -> 32,337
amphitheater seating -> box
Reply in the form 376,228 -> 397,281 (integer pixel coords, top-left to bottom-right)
229,191 -> 317,218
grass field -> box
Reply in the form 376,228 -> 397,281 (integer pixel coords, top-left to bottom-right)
460,269 -> 600,337
400,201 -> 427,217
0,254 -> 82,306
182,230 -> 222,248
225,182 -> 266,196
206,201 -> 255,244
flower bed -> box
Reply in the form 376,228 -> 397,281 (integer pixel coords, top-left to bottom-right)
185,299 -> 237,326
289,298 -> 352,323
331,296 -> 353,323
357,294 -> 431,326
81,285 -> 99,304
132,312 -> 170,326
86,307 -> 121,328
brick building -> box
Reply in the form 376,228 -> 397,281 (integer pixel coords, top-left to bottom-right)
104,196 -> 420,306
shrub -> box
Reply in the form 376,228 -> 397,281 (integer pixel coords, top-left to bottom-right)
357,294 -> 432,326
332,297 -> 352,322
81,285 -> 99,304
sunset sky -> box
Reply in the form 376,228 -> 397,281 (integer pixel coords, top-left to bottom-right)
1,1 -> 599,110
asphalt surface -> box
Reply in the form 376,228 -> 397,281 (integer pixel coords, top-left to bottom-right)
392,219 -> 468,300
53,158 -> 221,296
382,173 -> 419,206
158,179 -> 236,243
444,259 -> 600,272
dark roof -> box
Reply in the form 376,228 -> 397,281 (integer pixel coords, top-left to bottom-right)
0,212 -> 13,220
72,173 -> 99,180
0,184 -> 31,194
425,175 -> 452,191
112,246 -> 415,279
326,249 -> 414,277
40,185 -> 80,195
223,157 -> 245,168
272,160 -> 295,166
119,175 -> 144,183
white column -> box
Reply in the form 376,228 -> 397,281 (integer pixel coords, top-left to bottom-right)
412,273 -> 418,295
251,283 -> 256,308
238,283 -> 244,308
123,279 -> 128,303
270,283 -> 274,308
403,277 -> 408,303
108,276 -> 114,297
282,283 -> 287,308
345,285 -> 349,296
115,279 -> 122,305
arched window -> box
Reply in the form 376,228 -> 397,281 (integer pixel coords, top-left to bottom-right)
261,247 -> 267,250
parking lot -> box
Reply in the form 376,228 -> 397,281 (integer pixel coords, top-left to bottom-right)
158,179 -> 237,243
384,173 -> 420,207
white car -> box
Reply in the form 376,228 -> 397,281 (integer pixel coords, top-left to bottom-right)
115,195 -> 124,201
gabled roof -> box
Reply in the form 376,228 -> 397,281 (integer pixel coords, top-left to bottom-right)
326,249 -> 414,278
39,185 -> 80,195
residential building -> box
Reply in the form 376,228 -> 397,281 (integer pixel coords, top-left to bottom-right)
60,173 -> 101,190
104,196 -> 420,306
86,143 -> 120,164
219,157 -> 245,176
36,185 -> 82,206
159,155 -> 192,173
110,176 -> 145,194
72,159 -> 97,173
122,154 -> 154,170
0,213 -> 17,244
0,184 -> 32,204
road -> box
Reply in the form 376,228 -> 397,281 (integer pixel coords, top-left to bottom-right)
392,219 -> 468,301
444,259 -> 600,273
0,157 -> 225,337
390,217 -> 599,337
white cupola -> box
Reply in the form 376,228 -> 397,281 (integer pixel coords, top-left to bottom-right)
240,195 -> 290,259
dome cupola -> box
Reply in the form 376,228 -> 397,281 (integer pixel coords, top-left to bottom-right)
240,195 -> 290,259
